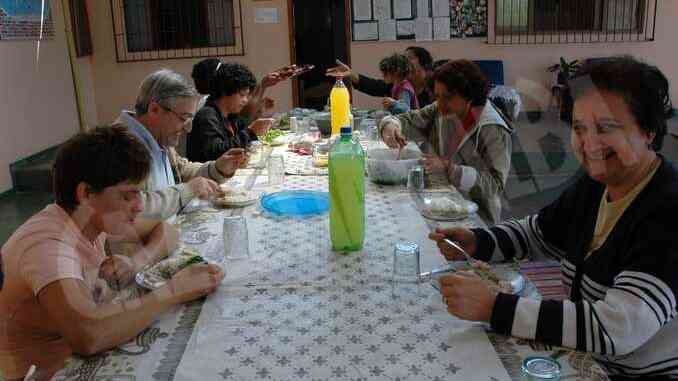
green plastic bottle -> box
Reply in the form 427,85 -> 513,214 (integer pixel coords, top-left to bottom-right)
329,126 -> 365,252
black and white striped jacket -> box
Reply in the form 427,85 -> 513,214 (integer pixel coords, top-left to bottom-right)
475,157 -> 678,379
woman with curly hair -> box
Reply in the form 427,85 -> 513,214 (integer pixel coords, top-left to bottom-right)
186,63 -> 273,162
380,53 -> 419,114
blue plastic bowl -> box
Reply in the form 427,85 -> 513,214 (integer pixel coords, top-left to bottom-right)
260,190 -> 329,217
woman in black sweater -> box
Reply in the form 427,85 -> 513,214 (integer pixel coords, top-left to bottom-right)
186,63 -> 272,162
429,56 -> 678,380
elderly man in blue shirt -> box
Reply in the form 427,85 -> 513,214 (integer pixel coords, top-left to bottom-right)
115,69 -> 247,219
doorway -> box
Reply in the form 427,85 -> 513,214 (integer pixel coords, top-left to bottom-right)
288,0 -> 351,110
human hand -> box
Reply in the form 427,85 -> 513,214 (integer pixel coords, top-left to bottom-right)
273,64 -> 300,80
380,122 -> 407,149
187,177 -> 220,199
216,148 -> 248,177
166,263 -> 225,304
428,227 -> 477,261
382,97 -> 396,110
263,97 -> 275,111
326,60 -> 352,79
99,254 -> 136,289
439,271 -> 498,322
248,118 -> 274,135
421,154 -> 449,174
261,72 -> 284,89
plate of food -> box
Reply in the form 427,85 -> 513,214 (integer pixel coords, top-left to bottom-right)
260,129 -> 288,146
211,187 -> 258,208
429,260 -> 525,295
418,194 -> 478,221
135,248 -> 206,290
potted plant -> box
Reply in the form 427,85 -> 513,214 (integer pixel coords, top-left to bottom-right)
548,57 -> 580,122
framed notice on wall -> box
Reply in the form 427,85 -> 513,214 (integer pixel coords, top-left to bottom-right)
350,0 -> 487,42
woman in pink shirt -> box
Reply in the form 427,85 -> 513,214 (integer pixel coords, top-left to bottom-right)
0,126 -> 224,381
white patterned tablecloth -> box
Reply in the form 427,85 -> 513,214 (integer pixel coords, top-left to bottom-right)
52,170 -> 608,381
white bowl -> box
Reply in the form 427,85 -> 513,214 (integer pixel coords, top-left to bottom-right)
366,148 -> 422,185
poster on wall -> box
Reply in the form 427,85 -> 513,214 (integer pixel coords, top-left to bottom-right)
373,0 -> 391,20
379,19 -> 396,41
351,0 -> 486,41
354,21 -> 379,41
0,0 -> 54,40
353,0 -> 372,21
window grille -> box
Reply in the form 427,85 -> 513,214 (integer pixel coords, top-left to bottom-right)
490,0 -> 657,44
110,0 -> 244,62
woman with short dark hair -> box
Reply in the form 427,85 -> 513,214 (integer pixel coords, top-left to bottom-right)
0,126 -> 224,380
380,59 -> 513,223
186,63 -> 273,162
430,56 -> 678,380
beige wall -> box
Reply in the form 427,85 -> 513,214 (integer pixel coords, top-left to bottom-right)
86,0 -> 294,125
85,0 -> 678,122
0,0 -> 80,192
350,1 -> 678,111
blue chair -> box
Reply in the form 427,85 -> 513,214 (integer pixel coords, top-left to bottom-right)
473,60 -> 504,87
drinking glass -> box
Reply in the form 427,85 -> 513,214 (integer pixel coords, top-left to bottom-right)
223,215 -> 250,260
392,242 -> 422,298
248,141 -> 264,168
407,165 -> 425,193
267,154 -> 285,186
313,143 -> 330,168
306,118 -> 321,141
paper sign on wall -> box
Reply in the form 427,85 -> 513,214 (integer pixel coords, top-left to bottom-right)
433,17 -> 451,40
254,8 -> 279,24
379,19 -> 397,41
353,0 -> 372,21
393,0 -> 412,19
415,17 -> 433,41
397,20 -> 415,37
416,0 -> 430,18
354,22 -> 379,41
374,0 -> 392,20
432,0 -> 450,17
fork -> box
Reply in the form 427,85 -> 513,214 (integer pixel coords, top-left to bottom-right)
442,238 -> 476,266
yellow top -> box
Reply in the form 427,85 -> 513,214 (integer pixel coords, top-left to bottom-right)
588,158 -> 661,257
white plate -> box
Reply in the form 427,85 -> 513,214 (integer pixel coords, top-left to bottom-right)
135,269 -> 167,291
265,135 -> 288,146
211,188 -> 259,208
416,193 -> 478,221
428,263 -> 525,295
135,249 -> 205,290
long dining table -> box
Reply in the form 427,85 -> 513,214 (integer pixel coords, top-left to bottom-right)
52,140 -> 609,381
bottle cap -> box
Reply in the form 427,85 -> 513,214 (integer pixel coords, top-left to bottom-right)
521,357 -> 561,379
340,127 -> 352,135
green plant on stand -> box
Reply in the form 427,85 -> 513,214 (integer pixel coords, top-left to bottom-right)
548,57 -> 580,123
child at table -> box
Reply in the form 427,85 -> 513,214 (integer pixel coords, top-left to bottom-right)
380,53 -> 419,115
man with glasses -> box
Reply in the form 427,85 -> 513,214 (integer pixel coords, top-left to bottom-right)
115,69 -> 247,220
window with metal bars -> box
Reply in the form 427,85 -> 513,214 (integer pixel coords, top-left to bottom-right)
491,0 -> 657,44
111,0 -> 243,62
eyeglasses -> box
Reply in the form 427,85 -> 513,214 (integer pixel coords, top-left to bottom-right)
159,104 -> 194,125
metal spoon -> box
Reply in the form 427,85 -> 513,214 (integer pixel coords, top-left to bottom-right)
442,238 -> 476,266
